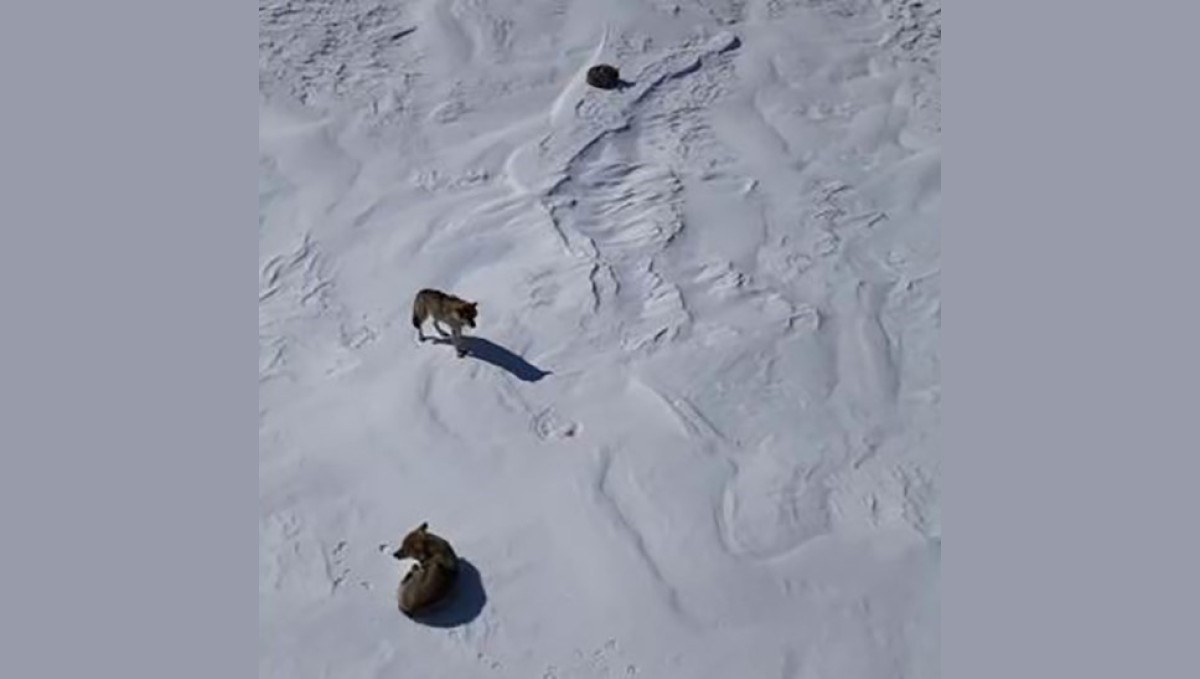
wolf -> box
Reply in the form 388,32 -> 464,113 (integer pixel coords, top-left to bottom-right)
412,288 -> 479,358
392,522 -> 460,617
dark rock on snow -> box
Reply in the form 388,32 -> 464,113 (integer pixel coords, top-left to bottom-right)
586,64 -> 622,90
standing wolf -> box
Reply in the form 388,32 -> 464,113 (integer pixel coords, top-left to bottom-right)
411,288 -> 479,358
391,522 -> 460,617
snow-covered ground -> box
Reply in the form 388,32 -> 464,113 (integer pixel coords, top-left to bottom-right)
259,0 -> 939,676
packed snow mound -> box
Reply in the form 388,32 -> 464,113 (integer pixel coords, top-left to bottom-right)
260,0 -> 939,677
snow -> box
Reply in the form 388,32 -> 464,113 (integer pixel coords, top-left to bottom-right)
259,0 -> 940,677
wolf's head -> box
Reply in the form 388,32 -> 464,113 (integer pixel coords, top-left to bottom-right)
392,522 -> 430,561
456,301 -> 479,329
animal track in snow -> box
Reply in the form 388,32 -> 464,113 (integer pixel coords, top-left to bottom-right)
534,408 -> 580,440
542,638 -> 637,679
323,539 -> 352,594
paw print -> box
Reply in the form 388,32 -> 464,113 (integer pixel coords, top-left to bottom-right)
325,540 -> 351,594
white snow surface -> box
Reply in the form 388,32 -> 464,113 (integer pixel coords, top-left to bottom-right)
259,0 -> 940,677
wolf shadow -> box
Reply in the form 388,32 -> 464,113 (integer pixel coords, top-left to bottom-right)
428,336 -> 551,383
408,559 -> 487,628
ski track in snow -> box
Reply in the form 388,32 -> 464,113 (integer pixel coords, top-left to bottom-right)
260,0 -> 939,677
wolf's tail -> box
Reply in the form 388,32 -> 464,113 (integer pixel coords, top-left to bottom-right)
412,311 -> 421,329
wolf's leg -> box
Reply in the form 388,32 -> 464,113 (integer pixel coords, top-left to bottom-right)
432,320 -> 451,338
413,311 -> 428,342
402,563 -> 421,584
451,325 -> 467,358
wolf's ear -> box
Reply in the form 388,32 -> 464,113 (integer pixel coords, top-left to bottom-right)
418,521 -> 429,533
469,302 -> 478,309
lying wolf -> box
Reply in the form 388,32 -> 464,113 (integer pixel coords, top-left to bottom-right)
391,522 -> 460,617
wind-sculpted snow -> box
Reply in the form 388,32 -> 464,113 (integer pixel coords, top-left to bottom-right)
260,0 -> 939,677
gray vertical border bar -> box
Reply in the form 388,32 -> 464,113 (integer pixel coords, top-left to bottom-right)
949,1 -> 1200,678
0,1 -> 254,677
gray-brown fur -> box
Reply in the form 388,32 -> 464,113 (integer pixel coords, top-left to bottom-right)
412,288 -> 479,358
392,522 -> 460,617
